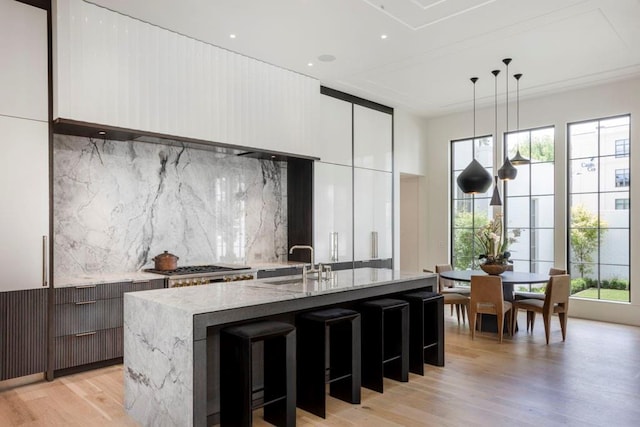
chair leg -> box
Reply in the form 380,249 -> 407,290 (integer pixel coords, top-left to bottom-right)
543,313 -> 552,345
461,304 -> 467,325
497,312 -> 504,343
469,310 -> 476,340
559,312 -> 568,341
450,304 -> 454,317
455,304 -> 461,325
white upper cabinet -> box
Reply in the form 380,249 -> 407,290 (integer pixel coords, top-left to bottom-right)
317,95 -> 352,166
53,0 -> 319,158
0,1 -> 48,293
314,163 -> 353,264
353,168 -> 392,261
353,105 -> 392,172
0,0 -> 48,121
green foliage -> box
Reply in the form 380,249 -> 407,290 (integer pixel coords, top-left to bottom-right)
570,205 -> 607,278
570,277 -> 629,294
507,133 -> 554,162
453,210 -> 488,270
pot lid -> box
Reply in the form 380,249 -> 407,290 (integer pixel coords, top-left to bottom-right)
154,250 -> 179,260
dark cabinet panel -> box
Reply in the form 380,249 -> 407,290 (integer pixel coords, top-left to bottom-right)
54,327 -> 123,370
0,288 -> 48,380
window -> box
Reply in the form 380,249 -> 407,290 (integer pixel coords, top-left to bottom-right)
504,126 -> 555,285
615,199 -> 630,210
615,168 -> 630,187
450,135 -> 493,270
568,115 -> 630,302
615,139 -> 629,157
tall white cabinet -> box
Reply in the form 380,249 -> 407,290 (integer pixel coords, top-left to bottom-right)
314,91 -> 393,266
0,0 -> 49,380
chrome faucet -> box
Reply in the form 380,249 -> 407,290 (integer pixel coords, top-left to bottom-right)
289,245 -> 320,279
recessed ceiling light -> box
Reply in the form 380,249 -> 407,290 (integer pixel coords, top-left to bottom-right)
307,62 -> 313,67
229,34 -> 236,39
381,34 -> 388,39
318,54 -> 336,62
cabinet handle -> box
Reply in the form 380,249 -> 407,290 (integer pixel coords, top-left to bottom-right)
75,300 -> 97,305
132,280 -> 150,285
75,284 -> 97,289
42,236 -> 48,287
371,231 -> 378,259
75,331 -> 97,337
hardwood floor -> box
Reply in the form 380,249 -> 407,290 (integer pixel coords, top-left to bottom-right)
2,312 -> 639,426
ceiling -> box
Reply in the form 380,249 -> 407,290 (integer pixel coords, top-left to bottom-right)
89,0 -> 640,118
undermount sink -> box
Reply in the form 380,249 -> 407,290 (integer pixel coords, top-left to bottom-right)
263,277 -> 314,286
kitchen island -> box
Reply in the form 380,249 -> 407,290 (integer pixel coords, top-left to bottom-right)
123,268 -> 436,426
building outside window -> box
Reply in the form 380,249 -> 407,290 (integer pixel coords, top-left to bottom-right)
568,115 -> 630,302
450,136 -> 493,270
504,126 -> 555,292
615,199 -> 630,210
615,139 -> 629,158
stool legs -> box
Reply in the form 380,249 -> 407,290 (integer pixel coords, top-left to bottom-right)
220,333 -> 253,427
362,304 -> 409,393
328,317 -> 361,405
264,333 -> 296,427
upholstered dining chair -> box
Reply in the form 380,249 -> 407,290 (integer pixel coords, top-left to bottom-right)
469,275 -> 513,343
511,274 -> 571,344
514,267 -> 567,331
425,268 -> 469,325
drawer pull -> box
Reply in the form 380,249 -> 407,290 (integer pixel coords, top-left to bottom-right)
75,331 -> 97,337
132,280 -> 150,285
75,284 -> 97,289
75,300 -> 97,305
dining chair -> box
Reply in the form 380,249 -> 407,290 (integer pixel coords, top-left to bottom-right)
469,275 -> 513,343
514,267 -> 567,331
427,267 -> 469,325
511,274 -> 571,344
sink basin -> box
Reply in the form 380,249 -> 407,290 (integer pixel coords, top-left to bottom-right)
263,277 -> 314,286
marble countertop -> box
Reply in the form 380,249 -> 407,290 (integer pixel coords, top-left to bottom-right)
124,268 -> 435,316
54,271 -> 167,288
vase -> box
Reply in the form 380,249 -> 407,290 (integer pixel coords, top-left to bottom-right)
479,262 -> 508,275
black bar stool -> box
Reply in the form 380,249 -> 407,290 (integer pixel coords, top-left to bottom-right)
296,307 -> 361,418
359,298 -> 409,393
401,291 -> 445,375
220,321 -> 296,427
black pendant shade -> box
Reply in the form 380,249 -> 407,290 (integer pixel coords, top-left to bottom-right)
498,156 -> 518,180
490,176 -> 502,206
511,149 -> 530,165
510,73 -> 530,165
457,159 -> 492,194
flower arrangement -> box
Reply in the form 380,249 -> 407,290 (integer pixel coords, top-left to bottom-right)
475,214 -> 519,265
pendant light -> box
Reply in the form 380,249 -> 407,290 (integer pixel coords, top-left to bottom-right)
495,67 -> 517,181
490,176 -> 502,206
457,77 -> 492,194
510,73 -> 530,165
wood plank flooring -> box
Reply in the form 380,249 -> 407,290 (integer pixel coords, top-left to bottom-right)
2,312 -> 639,426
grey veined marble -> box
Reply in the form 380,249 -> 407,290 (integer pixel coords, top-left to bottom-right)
53,135 -> 287,276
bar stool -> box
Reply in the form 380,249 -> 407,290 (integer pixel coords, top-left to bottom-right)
296,308 -> 361,418
401,291 -> 445,375
220,321 -> 296,427
359,298 -> 409,393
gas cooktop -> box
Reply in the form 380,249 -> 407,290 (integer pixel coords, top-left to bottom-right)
144,264 -> 251,276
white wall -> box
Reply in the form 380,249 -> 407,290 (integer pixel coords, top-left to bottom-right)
422,76 -> 640,326
393,109 -> 430,271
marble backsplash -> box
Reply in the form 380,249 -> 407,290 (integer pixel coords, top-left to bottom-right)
53,135 -> 287,276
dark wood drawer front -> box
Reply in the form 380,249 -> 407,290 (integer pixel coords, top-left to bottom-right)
55,281 -> 127,304
54,327 -> 123,370
123,279 -> 165,293
55,299 -> 123,336
0,289 -> 47,380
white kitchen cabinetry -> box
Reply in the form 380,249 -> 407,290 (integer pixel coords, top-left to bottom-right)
353,168 -> 392,261
353,104 -> 392,172
314,163 -> 353,264
317,95 -> 352,166
0,0 -> 49,293
54,0 -> 319,158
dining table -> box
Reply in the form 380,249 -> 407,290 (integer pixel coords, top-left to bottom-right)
438,269 -> 550,333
